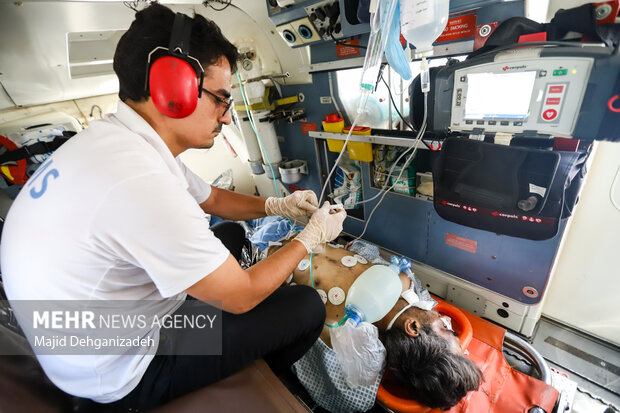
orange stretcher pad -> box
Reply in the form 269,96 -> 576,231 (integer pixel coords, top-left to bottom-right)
377,296 -> 559,413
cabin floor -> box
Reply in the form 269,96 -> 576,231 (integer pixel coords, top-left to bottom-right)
278,316 -> 620,413
532,317 -> 620,413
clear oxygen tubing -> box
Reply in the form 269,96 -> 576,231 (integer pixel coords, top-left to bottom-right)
236,70 -> 301,233
353,89 -> 428,243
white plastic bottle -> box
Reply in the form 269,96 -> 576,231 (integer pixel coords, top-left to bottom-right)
400,0 -> 450,58
344,259 -> 402,325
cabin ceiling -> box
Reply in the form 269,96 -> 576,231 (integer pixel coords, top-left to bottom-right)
0,0 -> 311,110
0,0 -> 604,111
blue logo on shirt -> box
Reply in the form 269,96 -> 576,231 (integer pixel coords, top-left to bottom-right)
28,159 -> 59,199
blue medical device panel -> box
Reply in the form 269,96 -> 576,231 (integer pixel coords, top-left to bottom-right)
275,75 -> 564,304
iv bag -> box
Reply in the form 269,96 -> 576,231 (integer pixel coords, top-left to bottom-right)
400,0 -> 450,58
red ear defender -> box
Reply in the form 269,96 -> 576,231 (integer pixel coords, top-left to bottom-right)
149,56 -> 199,119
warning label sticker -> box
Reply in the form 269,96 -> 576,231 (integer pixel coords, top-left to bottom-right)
445,233 -> 477,254
336,39 -> 361,58
436,13 -> 477,43
301,122 -> 317,134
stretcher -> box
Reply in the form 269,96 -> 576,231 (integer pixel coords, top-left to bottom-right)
377,296 -> 559,413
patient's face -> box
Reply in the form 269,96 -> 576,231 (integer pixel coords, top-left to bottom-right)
427,310 -> 462,355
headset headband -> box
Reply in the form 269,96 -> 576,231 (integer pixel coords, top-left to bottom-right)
169,13 -> 192,56
144,12 -> 205,95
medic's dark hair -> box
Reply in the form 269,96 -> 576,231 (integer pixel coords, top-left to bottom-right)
113,3 -> 239,102
380,325 -> 483,410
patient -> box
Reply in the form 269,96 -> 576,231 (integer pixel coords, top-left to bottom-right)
275,242 -> 483,411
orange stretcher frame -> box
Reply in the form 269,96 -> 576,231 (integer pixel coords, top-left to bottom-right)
376,296 -> 559,413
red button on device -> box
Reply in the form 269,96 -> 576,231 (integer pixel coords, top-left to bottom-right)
549,85 -> 564,94
542,109 -> 558,120
546,97 -> 561,105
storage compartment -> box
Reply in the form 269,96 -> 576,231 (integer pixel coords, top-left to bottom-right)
432,138 -> 576,240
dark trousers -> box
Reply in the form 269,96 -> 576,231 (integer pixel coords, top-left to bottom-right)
108,222 -> 325,410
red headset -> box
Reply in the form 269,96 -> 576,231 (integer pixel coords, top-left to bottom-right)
145,13 -> 205,119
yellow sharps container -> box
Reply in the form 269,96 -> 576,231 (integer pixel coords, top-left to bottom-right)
322,114 -> 345,152
343,126 -> 373,162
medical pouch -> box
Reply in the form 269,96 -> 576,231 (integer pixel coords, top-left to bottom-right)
432,138 -> 588,240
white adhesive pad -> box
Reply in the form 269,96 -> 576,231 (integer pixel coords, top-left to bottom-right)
341,256 -> 357,267
354,254 -> 368,265
316,289 -> 327,304
298,259 -> 310,271
328,287 -> 346,305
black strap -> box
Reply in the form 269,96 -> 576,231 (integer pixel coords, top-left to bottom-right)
0,132 -> 74,165
168,13 -> 192,57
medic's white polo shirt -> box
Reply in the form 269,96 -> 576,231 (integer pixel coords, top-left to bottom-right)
0,101 -> 230,402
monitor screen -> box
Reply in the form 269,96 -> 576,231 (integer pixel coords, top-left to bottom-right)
464,71 -> 537,120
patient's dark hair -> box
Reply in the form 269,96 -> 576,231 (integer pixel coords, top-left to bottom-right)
113,3 -> 239,102
380,325 -> 483,410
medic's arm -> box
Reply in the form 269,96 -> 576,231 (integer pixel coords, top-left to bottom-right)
185,240 -> 307,314
200,186 -> 268,221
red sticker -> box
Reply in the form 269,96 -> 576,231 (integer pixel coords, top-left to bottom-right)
595,1 -> 619,24
436,14 -> 477,43
336,39 -> 361,58
518,32 -> 547,44
445,233 -> 477,254
301,122 -> 317,134
474,22 -> 498,51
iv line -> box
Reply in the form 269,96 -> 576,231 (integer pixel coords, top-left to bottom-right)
354,91 -> 428,242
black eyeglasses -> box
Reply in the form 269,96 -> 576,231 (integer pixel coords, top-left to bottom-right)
201,88 -> 233,115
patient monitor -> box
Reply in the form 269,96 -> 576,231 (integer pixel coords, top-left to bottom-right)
426,45 -> 619,142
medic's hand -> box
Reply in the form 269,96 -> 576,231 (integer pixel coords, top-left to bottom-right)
265,190 -> 319,219
294,202 -> 347,253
